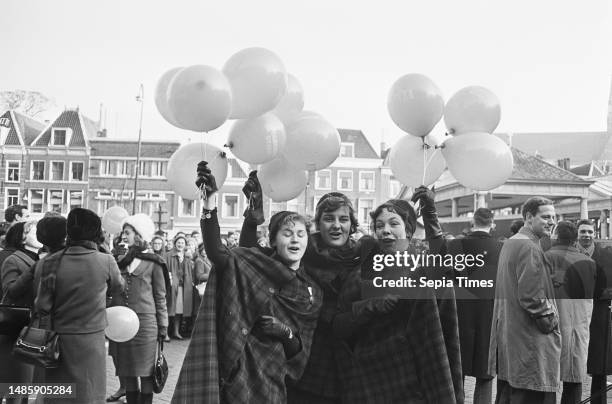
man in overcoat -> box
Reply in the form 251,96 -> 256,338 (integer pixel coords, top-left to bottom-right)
488,196 -> 560,404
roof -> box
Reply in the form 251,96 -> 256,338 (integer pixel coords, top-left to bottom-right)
510,147 -> 585,182
496,131 -> 610,166
32,109 -> 88,147
89,138 -> 180,158
0,110 -> 45,146
338,129 -> 379,159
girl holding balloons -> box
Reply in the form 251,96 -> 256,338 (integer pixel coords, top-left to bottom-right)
173,162 -> 323,404
109,213 -> 169,404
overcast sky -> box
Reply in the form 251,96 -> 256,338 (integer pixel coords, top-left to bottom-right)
1,0 -> 611,149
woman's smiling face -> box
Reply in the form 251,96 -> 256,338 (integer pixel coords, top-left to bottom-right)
318,206 -> 351,248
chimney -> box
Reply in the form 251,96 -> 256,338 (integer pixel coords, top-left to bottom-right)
380,141 -> 388,158
557,157 -> 570,171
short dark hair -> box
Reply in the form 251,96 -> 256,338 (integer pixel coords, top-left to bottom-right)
314,192 -> 359,234
4,205 -> 27,223
370,199 -> 417,236
554,221 -> 578,245
510,219 -> 524,235
522,197 -> 554,220
473,208 -> 494,227
4,221 -> 26,249
576,219 -> 594,228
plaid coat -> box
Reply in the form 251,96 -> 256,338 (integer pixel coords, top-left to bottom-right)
335,238 -> 464,404
172,216 -> 322,404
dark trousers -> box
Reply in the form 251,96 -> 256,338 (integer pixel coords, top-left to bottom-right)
561,382 -> 582,404
591,375 -> 608,404
495,379 -> 556,404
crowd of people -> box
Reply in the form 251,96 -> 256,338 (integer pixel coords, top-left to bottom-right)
2,164 -> 612,404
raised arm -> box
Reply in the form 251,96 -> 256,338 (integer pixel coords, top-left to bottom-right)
239,170 -> 264,248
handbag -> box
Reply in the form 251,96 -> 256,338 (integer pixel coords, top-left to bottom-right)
12,250 -> 64,368
152,337 -> 169,393
13,321 -> 60,368
0,292 -> 31,337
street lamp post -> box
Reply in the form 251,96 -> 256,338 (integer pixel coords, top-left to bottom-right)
133,84 -> 144,215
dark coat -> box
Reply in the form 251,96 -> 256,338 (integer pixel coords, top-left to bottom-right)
587,243 -> 612,374
172,213 -> 322,404
448,230 -> 501,379
546,244 -> 595,382
334,237 -> 464,404
165,249 -> 194,316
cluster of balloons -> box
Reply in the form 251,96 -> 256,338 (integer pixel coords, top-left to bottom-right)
387,74 -> 513,191
157,47 -> 341,202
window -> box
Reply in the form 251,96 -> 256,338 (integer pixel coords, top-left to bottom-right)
138,161 -> 147,177
359,171 -> 375,191
337,170 -> 353,191
389,179 -> 401,198
4,188 -> 19,208
6,160 -> 19,182
178,197 -> 196,217
287,198 -> 302,214
98,160 -> 111,176
48,189 -> 64,213
315,170 -> 331,190
151,161 -> 165,177
51,161 -> 64,181
29,189 -> 44,213
117,161 -> 128,176
358,199 -> 375,227
51,128 -> 72,146
31,161 -> 45,180
340,142 -> 354,158
69,190 -> 83,210
70,162 -> 84,181
222,194 -> 239,218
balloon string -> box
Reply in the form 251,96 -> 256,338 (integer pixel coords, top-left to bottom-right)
422,139 -> 427,186
200,132 -> 207,201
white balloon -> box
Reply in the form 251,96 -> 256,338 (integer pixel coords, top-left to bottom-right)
105,306 -> 139,342
167,143 -> 228,200
444,86 -> 501,135
154,67 -> 183,128
167,65 -> 232,132
258,157 -> 307,202
283,111 -> 341,171
272,74 -> 304,124
223,47 -> 288,119
389,135 -> 446,187
227,113 -> 286,164
442,132 -> 513,191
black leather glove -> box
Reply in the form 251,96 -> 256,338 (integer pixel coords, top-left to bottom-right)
195,161 -> 218,198
352,295 -> 400,319
254,315 -> 293,341
411,186 -> 443,239
242,170 -> 264,225
533,312 -> 558,334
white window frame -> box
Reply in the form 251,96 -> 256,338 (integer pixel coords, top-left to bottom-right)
5,160 -> 20,183
47,189 -> 64,213
31,160 -> 45,181
4,187 -> 20,208
359,171 -> 376,192
97,160 -> 110,177
117,160 -> 128,177
69,161 -> 84,181
358,198 -> 375,227
138,161 -> 147,177
337,170 -> 354,191
315,169 -> 332,190
28,188 -> 45,214
178,196 -> 196,218
340,142 -> 355,158
51,127 -> 72,146
222,193 -> 240,219
68,190 -> 84,210
50,160 -> 65,181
